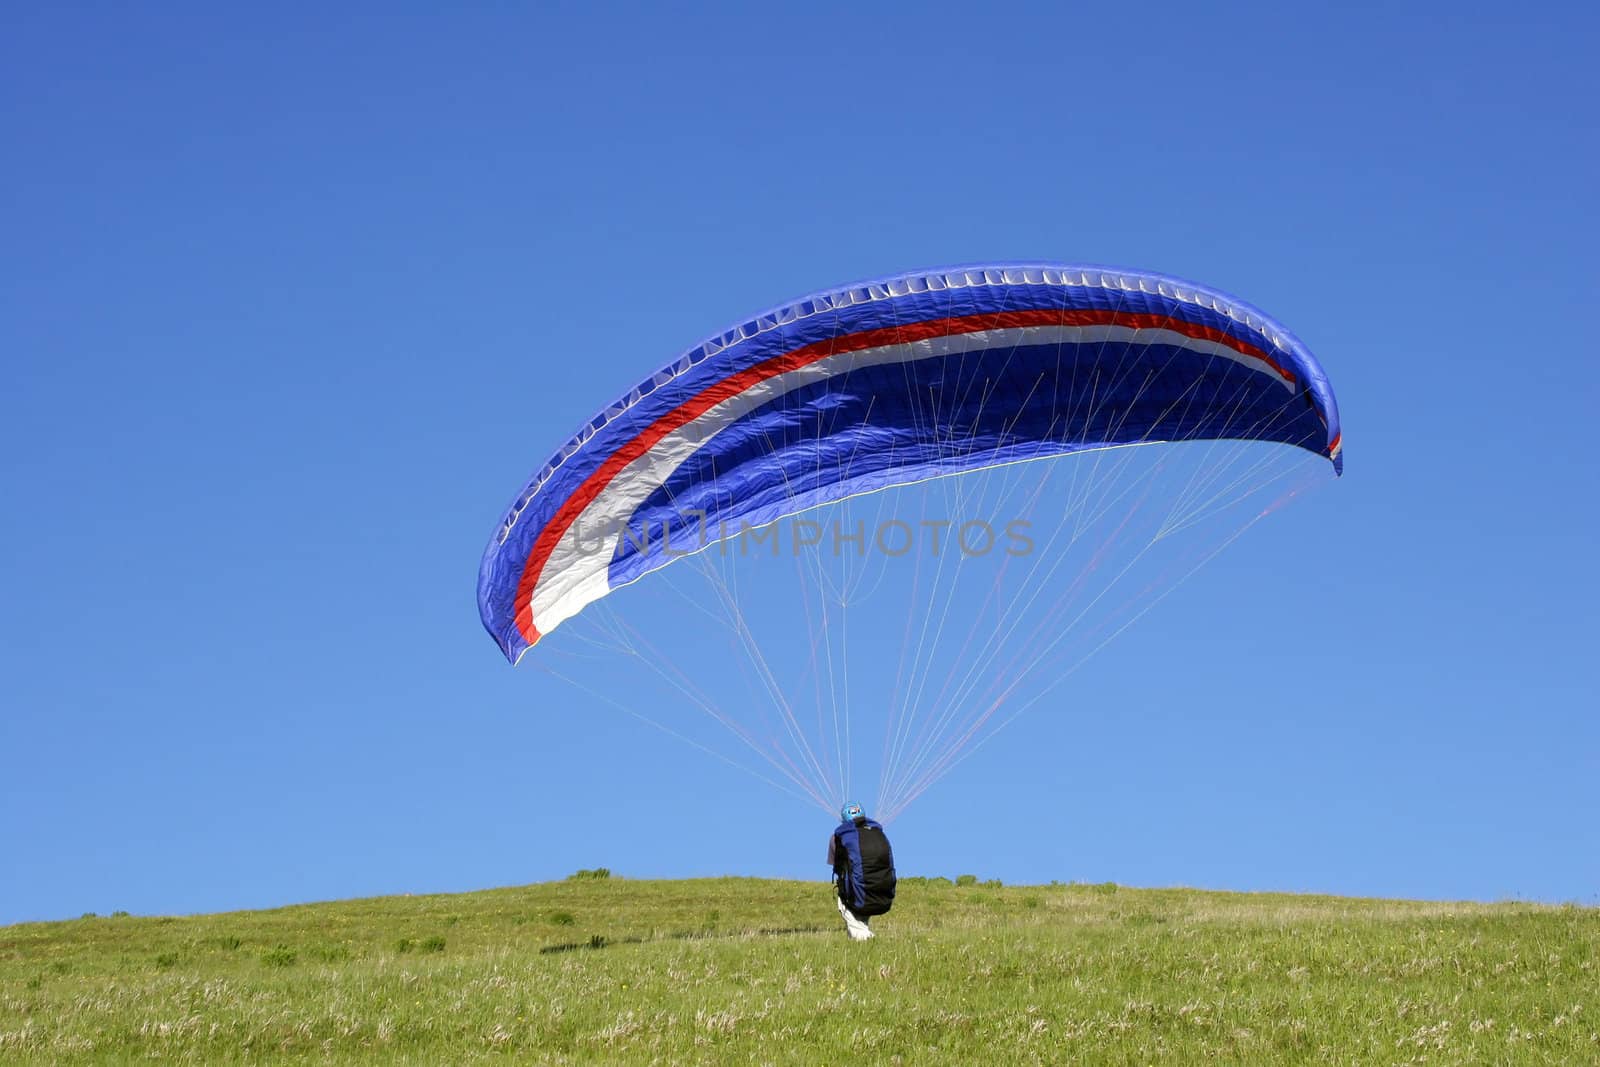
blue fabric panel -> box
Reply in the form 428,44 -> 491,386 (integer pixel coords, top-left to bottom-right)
608,339 -> 1321,588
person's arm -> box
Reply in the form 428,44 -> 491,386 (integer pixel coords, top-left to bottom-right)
826,833 -> 836,867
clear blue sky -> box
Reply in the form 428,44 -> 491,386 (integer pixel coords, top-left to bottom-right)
3,3 -> 1596,924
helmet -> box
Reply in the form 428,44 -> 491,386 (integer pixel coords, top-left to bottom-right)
840,802 -> 866,823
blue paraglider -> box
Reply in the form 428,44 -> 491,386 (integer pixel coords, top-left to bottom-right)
479,264 -> 1340,666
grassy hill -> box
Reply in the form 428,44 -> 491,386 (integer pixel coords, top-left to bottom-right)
2,875 -> 1594,1064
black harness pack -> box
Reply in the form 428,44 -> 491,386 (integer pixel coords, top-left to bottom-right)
834,818 -> 897,917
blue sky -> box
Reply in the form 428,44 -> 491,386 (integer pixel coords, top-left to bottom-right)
3,2 -> 1596,924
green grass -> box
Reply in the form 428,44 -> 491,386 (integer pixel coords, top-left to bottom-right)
2,877 -> 1595,1064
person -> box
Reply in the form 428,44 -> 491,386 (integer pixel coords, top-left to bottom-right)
827,802 -> 896,940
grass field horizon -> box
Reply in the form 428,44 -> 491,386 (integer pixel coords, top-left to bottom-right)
4,873 -> 1595,1064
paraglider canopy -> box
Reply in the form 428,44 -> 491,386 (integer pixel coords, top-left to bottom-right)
478,263 -> 1340,666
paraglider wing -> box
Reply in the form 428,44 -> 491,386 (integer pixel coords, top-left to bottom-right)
478,264 -> 1341,664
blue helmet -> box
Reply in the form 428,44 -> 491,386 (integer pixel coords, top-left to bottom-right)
841,802 -> 866,823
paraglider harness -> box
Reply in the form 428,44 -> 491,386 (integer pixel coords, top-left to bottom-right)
833,818 -> 896,917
